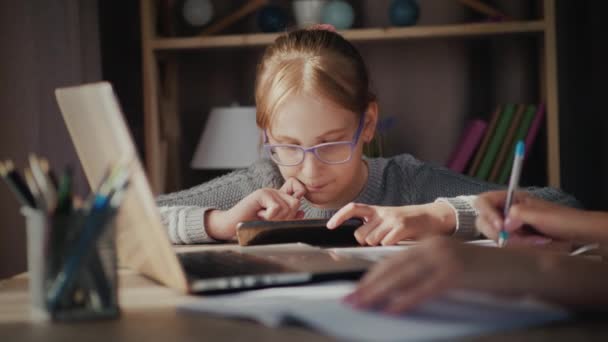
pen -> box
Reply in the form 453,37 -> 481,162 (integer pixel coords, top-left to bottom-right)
499,140 -> 525,247
40,158 -> 59,190
0,160 -> 36,208
55,166 -> 74,215
29,154 -> 57,212
24,168 -> 45,211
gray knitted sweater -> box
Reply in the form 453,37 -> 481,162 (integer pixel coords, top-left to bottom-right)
156,154 -> 579,244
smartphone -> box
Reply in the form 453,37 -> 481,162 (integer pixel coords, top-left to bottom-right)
236,218 -> 363,246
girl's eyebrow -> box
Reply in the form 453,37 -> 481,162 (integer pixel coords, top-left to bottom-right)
272,127 -> 348,143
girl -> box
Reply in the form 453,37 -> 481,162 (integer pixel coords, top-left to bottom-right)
157,26 -> 578,245
345,190 -> 608,313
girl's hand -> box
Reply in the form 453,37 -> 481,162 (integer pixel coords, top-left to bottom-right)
205,188 -> 303,240
474,190 -> 598,247
326,202 -> 456,246
280,177 -> 307,200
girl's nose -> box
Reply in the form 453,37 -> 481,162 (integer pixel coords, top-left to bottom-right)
299,151 -> 322,178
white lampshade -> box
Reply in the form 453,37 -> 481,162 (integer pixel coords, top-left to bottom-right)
191,106 -> 261,169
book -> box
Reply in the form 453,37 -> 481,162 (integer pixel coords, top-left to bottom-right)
524,103 -> 546,162
497,104 -> 538,184
467,105 -> 502,177
236,218 -> 363,246
446,119 -> 488,173
475,104 -> 517,180
488,104 -> 526,183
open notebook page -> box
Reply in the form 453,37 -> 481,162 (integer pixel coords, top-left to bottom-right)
178,280 -> 568,342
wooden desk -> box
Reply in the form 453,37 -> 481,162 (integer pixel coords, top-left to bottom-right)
2,267 -> 608,341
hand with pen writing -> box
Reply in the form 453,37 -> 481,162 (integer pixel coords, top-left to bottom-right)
205,177 -> 306,240
344,192 -> 608,314
473,190 -> 601,248
326,202 -> 457,246
343,236 -> 568,314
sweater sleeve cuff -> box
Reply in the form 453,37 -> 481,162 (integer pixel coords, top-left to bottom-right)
182,207 -> 220,244
434,196 -> 479,240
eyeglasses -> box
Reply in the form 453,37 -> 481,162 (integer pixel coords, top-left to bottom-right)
263,114 -> 364,166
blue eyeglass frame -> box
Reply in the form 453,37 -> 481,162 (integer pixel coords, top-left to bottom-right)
263,114 -> 365,166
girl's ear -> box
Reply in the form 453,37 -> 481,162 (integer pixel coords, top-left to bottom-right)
363,101 -> 379,143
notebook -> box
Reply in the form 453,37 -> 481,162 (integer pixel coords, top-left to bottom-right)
179,281 -> 569,341
55,82 -> 371,293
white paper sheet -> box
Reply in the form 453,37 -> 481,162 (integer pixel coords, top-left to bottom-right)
178,281 -> 568,341
327,239 -> 497,262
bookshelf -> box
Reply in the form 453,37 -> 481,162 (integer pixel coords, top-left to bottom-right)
140,0 -> 560,194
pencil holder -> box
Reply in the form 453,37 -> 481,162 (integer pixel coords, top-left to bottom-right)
22,207 -> 120,321
22,207 -> 48,316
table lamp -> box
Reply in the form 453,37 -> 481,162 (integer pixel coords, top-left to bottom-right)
190,106 -> 261,169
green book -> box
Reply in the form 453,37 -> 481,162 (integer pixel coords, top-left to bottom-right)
467,105 -> 502,177
474,104 -> 516,180
488,104 -> 526,183
498,104 -> 537,184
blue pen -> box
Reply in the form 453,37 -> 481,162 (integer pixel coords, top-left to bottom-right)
499,141 -> 525,247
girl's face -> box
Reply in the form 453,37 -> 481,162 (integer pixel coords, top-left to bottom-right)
267,93 -> 377,208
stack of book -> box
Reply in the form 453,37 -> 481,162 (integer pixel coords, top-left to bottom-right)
445,103 -> 545,184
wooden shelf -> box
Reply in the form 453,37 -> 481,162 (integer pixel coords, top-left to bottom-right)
141,0 -> 561,193
151,20 -> 546,51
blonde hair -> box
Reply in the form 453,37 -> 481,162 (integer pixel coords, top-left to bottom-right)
255,29 -> 376,130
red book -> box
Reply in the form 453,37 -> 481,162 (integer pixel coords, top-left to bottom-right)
446,119 -> 488,173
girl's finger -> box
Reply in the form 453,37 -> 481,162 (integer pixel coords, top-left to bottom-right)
276,192 -> 302,219
256,192 -> 288,220
354,217 -> 382,245
381,222 -> 418,245
365,223 -> 393,246
327,203 -> 375,229
280,177 -> 307,199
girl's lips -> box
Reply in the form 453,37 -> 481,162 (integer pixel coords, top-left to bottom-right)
306,183 -> 328,192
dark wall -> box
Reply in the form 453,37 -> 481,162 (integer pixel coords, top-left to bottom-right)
0,1 -> 101,279
557,0 -> 608,210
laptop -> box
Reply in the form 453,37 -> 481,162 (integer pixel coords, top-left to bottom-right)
54,82 -> 371,293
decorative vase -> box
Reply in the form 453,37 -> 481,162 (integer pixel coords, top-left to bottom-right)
257,5 -> 288,33
292,0 -> 328,28
322,0 -> 354,30
182,0 -> 214,27
389,0 -> 419,27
